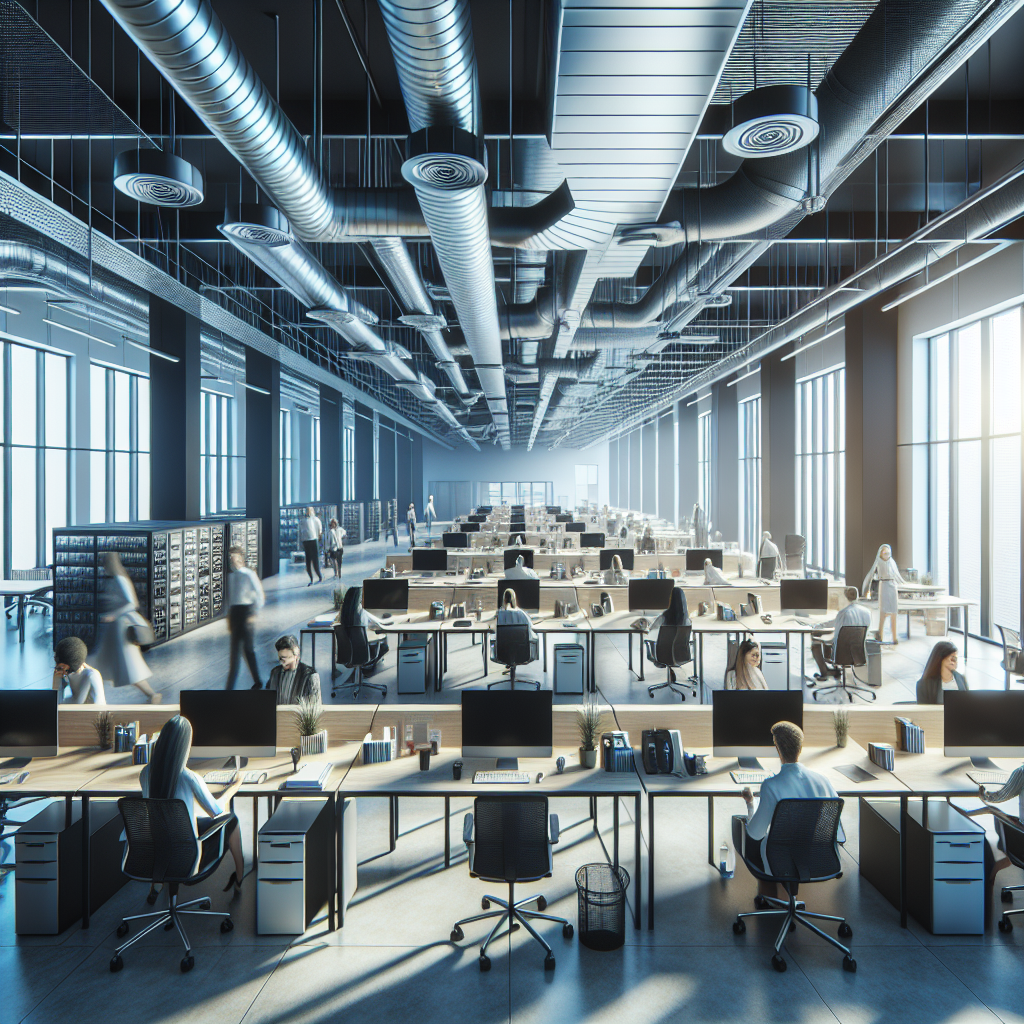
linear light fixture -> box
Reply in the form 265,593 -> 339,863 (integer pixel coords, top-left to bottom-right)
241,381 -> 271,395
42,317 -> 117,347
124,338 -> 180,363
685,392 -> 712,407
0,302 -> 20,315
727,364 -> 761,387
781,324 -> 844,362
880,242 -> 1010,312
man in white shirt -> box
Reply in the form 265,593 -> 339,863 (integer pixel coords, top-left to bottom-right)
225,546 -> 265,690
298,507 -> 324,586
735,721 -> 844,897
504,554 -> 538,580
810,586 -> 872,683
52,636 -> 106,704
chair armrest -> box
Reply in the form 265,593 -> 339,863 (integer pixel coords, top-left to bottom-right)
197,812 -> 235,844
529,640 -> 539,660
549,813 -> 560,845
463,813 -> 474,846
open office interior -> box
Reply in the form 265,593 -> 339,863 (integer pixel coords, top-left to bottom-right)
4,0 -> 1024,1021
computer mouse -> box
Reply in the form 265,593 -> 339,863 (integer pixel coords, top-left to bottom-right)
536,772 -> 544,784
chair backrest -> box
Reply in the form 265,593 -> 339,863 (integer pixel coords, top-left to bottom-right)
494,623 -> 534,667
997,816 -> 1024,870
471,795 -> 551,882
998,624 -> 1022,654
654,624 -> 692,667
757,556 -> 777,579
833,624 -> 868,668
334,623 -> 373,668
784,535 -> 805,572
763,798 -> 844,883
118,797 -> 200,883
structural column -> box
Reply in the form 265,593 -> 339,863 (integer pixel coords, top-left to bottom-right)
677,398 -> 698,518
712,381 -> 738,542
761,348 -> 797,540
657,409 -> 674,522
641,420 -> 656,514
319,384 -> 342,505
245,349 -> 281,576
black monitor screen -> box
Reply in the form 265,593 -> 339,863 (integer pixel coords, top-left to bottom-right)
546,506 -> 561,514
511,506 -> 525,513
477,506 -> 493,514
944,692 -> 1024,757
508,532 -> 527,545
780,578 -> 828,612
566,522 -> 586,534
686,548 -> 723,570
0,691 -> 58,756
581,532 -> 605,548
468,514 -> 486,523
180,690 -> 277,757
462,690 -> 552,758
412,548 -> 448,572
600,548 -> 635,571
504,549 -> 535,570
554,514 -> 572,523
496,578 -> 540,612
460,522 -> 481,533
712,691 -> 804,757
362,577 -> 410,610
443,532 -> 470,548
628,578 -> 675,612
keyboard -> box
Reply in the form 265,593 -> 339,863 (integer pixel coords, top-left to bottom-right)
0,771 -> 28,786
203,770 -> 238,785
730,771 -> 769,785
968,771 -> 1010,786
473,770 -> 531,785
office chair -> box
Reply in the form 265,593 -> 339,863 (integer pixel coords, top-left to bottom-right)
784,535 -> 806,574
997,625 -> 1024,690
732,797 -> 856,973
111,797 -> 234,974
451,795 -> 572,971
488,622 -> 540,690
645,624 -> 697,701
757,556 -> 778,580
979,811 -> 1024,932
811,625 -> 874,702
332,623 -> 388,700
4,567 -> 53,621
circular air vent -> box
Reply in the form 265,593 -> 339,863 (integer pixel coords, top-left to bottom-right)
113,150 -> 204,207
219,205 -> 292,246
402,125 -> 487,191
723,86 -> 819,158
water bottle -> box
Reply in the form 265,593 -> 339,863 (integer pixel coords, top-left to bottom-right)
719,842 -> 735,879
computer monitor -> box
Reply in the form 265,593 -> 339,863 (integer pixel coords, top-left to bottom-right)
712,690 -> 804,768
628,578 -> 675,612
554,514 -> 572,523
477,506 -> 492,514
496,578 -> 540,612
180,689 -> 277,760
443,531 -> 470,548
580,532 -> 605,548
600,548 -> 635,571
780,578 -> 828,613
468,514 -> 487,523
508,532 -> 527,545
460,522 -> 481,533
546,506 -> 561,514
944,692 -> 1024,765
686,548 -> 723,571
412,548 -> 448,572
511,505 -> 525,514
504,549 -> 535,570
362,577 -> 410,611
461,689 -> 553,768
566,522 -> 586,534
0,691 -> 58,766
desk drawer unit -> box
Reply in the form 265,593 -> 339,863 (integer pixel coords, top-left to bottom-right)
553,643 -> 586,694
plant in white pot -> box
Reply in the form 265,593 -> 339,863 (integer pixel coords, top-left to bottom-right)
576,702 -> 605,769
295,694 -> 328,757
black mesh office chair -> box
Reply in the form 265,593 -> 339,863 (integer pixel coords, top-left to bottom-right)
732,797 -> 855,973
784,535 -> 806,574
488,622 -> 540,690
111,797 -> 235,974
811,625 -> 873,702
332,623 -> 388,699
645,624 -> 696,700
997,625 -> 1024,690
451,796 -> 572,971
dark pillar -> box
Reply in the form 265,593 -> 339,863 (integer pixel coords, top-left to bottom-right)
628,430 -> 641,510
608,439 -> 619,506
657,410 -> 674,521
379,417 -> 396,503
677,398 -> 698,517
713,382 -> 739,542
319,384 -> 342,505
245,349 -> 280,576
641,420 -> 656,514
845,296 -> 899,589
618,436 -> 630,508
148,295 -> 201,520
354,403 -> 374,501
761,349 -> 797,541
411,433 -> 424,510
397,431 -> 411,511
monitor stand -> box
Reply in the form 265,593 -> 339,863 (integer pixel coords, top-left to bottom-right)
970,755 -> 1000,770
0,757 -> 30,770
737,756 -> 763,771
224,755 -> 248,770
495,757 -> 519,771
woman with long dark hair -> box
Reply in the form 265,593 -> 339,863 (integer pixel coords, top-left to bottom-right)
916,641 -> 968,703
725,639 -> 768,690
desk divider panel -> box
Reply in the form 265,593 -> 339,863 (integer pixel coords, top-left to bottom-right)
453,586 -> 497,613
385,554 -> 412,572
406,586 -> 455,613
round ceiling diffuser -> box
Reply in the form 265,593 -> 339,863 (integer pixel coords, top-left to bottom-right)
113,149 -> 204,207
219,204 -> 292,246
402,126 -> 487,191
723,85 -> 819,158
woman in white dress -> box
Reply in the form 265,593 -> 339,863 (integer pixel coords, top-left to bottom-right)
861,543 -> 904,644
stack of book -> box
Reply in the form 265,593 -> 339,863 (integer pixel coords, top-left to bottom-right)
362,727 -> 397,765
283,762 -> 334,790
132,732 -> 159,765
868,742 -> 895,771
894,717 -> 925,753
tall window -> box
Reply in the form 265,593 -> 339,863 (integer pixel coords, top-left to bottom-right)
2,343 -> 71,571
342,402 -> 355,500
796,367 -> 845,576
280,408 -> 292,505
697,410 -> 711,511
89,363 -> 150,528
574,464 -> 598,511
738,396 -> 762,555
200,391 -> 242,516
910,309 -> 1021,638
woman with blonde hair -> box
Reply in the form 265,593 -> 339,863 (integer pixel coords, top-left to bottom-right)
862,544 -> 905,644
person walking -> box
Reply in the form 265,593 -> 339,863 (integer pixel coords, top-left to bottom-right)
385,510 -> 399,549
299,506 -> 323,586
406,502 -> 417,548
325,518 -> 346,578
225,546 -> 264,690
424,494 -> 437,538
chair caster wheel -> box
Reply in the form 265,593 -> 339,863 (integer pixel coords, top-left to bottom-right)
771,954 -> 787,973
481,898 -> 490,910
838,922 -> 853,938
843,955 -> 857,973
754,895 -> 771,910
562,923 -> 574,939
451,925 -> 465,942
180,956 -> 195,973
648,690 -> 655,698
201,898 -> 212,910
117,922 -> 129,938
999,917 -> 1014,933
732,919 -> 746,935
479,955 -> 490,972
1002,889 -> 1014,904
536,896 -> 547,911
381,687 -> 388,697
109,955 -> 124,973
220,918 -> 234,934
164,921 -> 175,931
544,954 -> 556,971
146,888 -> 159,906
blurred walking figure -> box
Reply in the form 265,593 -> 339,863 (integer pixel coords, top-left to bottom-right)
299,506 -> 324,586
225,547 -> 264,690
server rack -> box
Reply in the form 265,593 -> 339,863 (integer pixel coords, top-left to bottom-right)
279,503 -> 338,559
340,502 -> 364,545
365,500 -> 382,541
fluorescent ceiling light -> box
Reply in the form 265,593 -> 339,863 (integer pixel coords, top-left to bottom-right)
781,325 -> 844,362
125,338 -> 180,363
727,364 -> 761,387
880,242 -> 1010,312
241,381 -> 271,395
43,318 -> 116,347
0,302 -> 20,315
685,392 -> 712,407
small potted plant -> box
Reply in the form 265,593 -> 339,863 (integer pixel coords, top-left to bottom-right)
333,586 -> 346,612
833,708 -> 850,749
295,694 -> 328,757
94,711 -> 114,750
576,702 -> 605,769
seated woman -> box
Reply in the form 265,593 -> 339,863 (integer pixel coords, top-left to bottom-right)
725,638 -> 768,690
915,641 -> 968,703
140,716 -> 244,896
639,526 -> 656,554
497,587 -> 538,644
603,554 -> 628,586
337,586 -> 390,672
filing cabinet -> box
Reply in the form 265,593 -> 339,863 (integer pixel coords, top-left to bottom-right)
553,643 -> 586,694
397,633 -> 436,694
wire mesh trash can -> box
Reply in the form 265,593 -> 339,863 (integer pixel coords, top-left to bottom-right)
575,863 -> 630,950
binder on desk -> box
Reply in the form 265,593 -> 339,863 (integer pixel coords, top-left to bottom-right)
361,728 -> 396,765
894,717 -> 925,753
283,762 -> 334,789
867,742 -> 895,772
